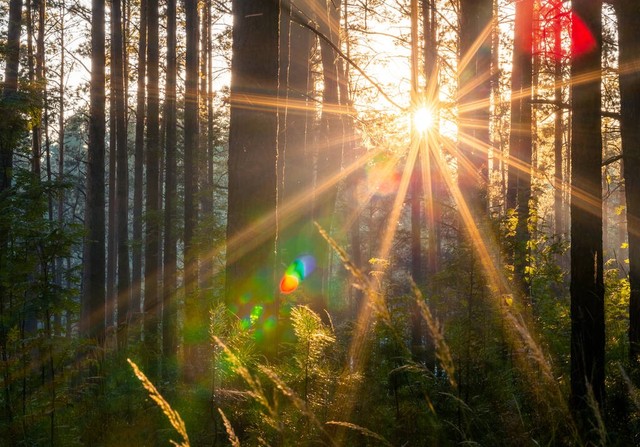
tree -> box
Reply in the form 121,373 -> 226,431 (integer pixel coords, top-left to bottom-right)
162,0 -> 178,369
616,0 -> 640,364
311,0 -> 344,315
507,0 -> 534,289
131,0 -> 147,332
569,0 -> 605,424
183,0 -> 201,380
112,0 -> 130,350
143,0 -> 160,378
1,0 -> 23,191
458,0 -> 492,212
226,0 -> 280,356
81,0 -> 106,344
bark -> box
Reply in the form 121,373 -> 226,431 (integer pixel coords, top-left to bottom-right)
0,0 -> 23,190
112,0 -> 130,351
106,8 -> 117,331
569,0 -> 605,425
132,0 -> 147,330
226,0 -> 279,358
183,0 -> 201,380
56,0 -> 66,333
423,0 -> 440,279
162,0 -> 178,369
143,0 -> 160,380
199,0 -> 212,292
458,0 -> 492,212
311,0 -> 343,317
278,5 -> 313,275
410,0 -> 423,358
81,0 -> 106,344
616,0 -> 640,364
507,0 -> 534,289
553,0 -> 565,239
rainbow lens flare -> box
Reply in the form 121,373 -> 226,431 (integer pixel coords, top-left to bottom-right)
279,255 -> 316,294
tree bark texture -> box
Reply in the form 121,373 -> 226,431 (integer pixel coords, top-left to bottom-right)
226,0 -> 280,357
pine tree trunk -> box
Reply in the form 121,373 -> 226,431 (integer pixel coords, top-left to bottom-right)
106,1 -> 118,332
508,0 -> 534,290
131,0 -> 147,332
162,0 -> 178,373
616,0 -> 640,364
569,0 -> 605,426
183,0 -> 201,380
278,5 -> 313,278
226,0 -> 279,358
81,0 -> 106,344
143,0 -> 160,380
311,0 -> 343,317
112,0 -> 130,351
0,0 -> 23,190
458,0 -> 492,212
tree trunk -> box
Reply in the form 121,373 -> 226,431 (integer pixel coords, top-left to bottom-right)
81,0 -> 106,345
1,0 -> 23,190
132,0 -> 147,332
311,0 -> 343,317
143,0 -> 160,380
616,0 -> 640,364
458,0 -> 492,213
278,4 -> 313,279
507,0 -> 534,290
569,0 -> 605,427
183,0 -> 201,380
409,0 -> 423,359
162,0 -> 178,374
226,0 -> 279,358
106,0 -> 118,332
112,0 -> 130,351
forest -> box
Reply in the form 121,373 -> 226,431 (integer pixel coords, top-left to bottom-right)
1,0 -> 640,445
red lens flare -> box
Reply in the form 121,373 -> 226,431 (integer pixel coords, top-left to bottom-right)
571,12 -> 596,57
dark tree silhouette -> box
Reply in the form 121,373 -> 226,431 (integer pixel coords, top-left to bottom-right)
81,0 -> 106,344
616,0 -> 640,364
226,0 -> 280,356
569,0 -> 605,425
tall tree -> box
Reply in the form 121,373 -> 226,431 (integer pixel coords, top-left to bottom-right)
410,0 -> 423,358
132,0 -> 147,332
81,0 -> 107,344
616,0 -> 640,364
162,0 -> 178,370
569,0 -> 605,425
112,0 -> 130,350
226,0 -> 280,356
278,4 -> 313,274
507,0 -> 534,289
1,0 -> 24,191
143,0 -> 160,378
311,0 -> 344,315
458,0 -> 492,211
183,0 -> 201,380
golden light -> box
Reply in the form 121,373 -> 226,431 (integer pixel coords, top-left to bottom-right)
413,106 -> 435,133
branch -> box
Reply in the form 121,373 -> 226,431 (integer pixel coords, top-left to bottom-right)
289,12 -> 405,111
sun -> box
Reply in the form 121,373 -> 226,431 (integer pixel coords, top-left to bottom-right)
413,106 -> 435,133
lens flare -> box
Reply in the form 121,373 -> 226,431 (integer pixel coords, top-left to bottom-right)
413,106 -> 435,133
279,255 -> 316,294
